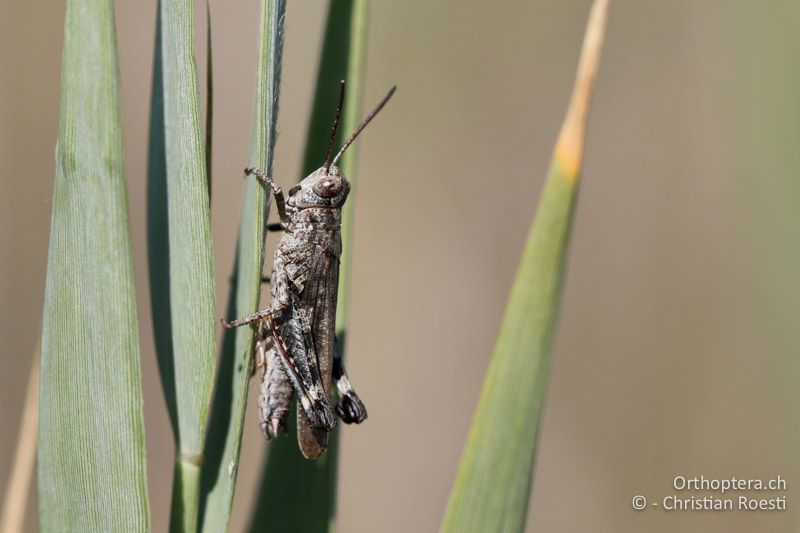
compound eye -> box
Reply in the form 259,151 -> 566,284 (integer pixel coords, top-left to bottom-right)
288,184 -> 302,196
313,177 -> 342,198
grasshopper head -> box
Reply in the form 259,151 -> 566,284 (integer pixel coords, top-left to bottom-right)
286,83 -> 394,212
287,165 -> 350,209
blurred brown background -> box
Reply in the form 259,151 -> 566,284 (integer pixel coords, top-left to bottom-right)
2,1 -> 800,531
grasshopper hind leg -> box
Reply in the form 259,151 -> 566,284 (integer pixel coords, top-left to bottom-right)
257,334 -> 293,439
333,344 -> 367,424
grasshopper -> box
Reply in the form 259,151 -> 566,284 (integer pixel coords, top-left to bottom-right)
223,82 -> 396,459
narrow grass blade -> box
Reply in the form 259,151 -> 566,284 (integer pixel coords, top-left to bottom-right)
440,1 -> 610,531
147,0 -> 217,530
1,351 -> 38,533
38,0 -> 151,529
205,1 -> 213,198
248,1 -> 369,530
198,1 -> 285,531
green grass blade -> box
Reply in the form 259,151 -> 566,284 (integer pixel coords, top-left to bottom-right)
38,0 -> 151,529
197,1 -> 285,531
248,1 -> 368,531
440,1 -> 610,531
148,0 -> 176,449
147,0 -> 216,530
205,1 -> 213,198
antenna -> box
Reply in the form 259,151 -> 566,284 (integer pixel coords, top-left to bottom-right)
330,86 -> 396,168
322,81 -> 347,173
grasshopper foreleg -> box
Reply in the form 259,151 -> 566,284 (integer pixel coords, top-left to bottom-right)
245,167 -> 291,228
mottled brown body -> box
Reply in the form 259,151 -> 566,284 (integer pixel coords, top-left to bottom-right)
268,206 -> 343,458
223,83 -> 395,459
225,166 -> 366,460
